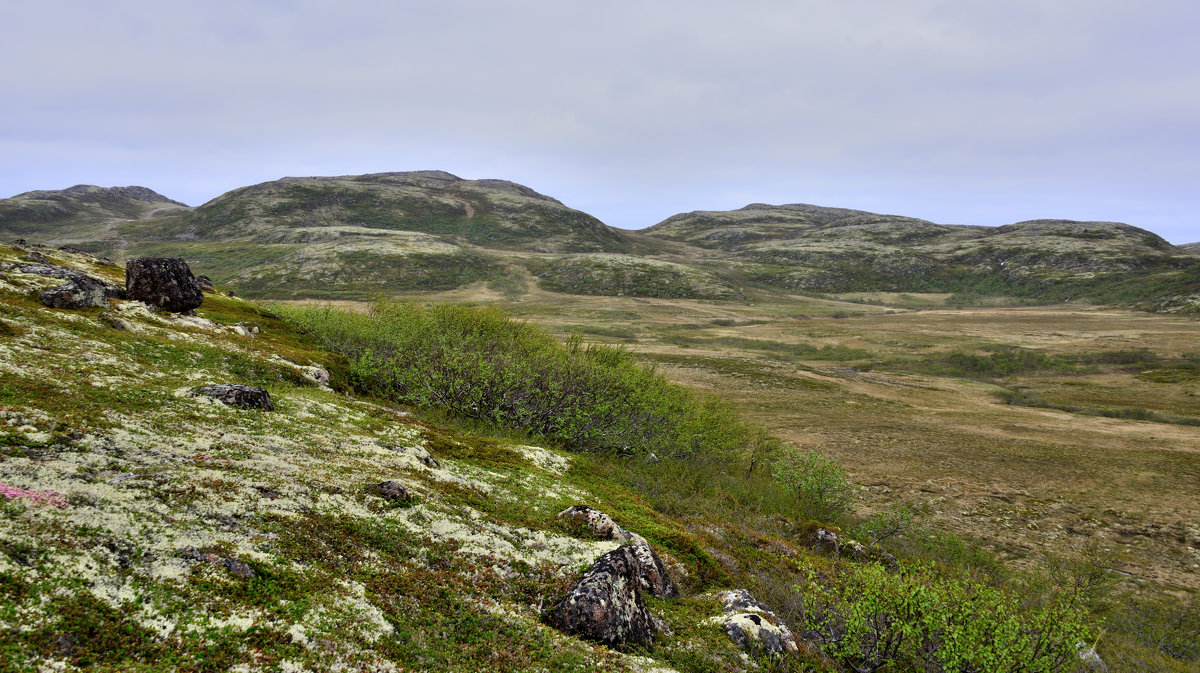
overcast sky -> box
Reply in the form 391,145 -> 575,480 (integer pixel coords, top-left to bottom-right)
2,1 -> 1198,243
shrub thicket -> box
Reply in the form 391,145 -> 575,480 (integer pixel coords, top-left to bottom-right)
276,300 -> 755,457
800,563 -> 1092,672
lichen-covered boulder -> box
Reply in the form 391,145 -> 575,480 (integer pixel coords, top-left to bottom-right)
557,505 -> 678,598
193,384 -> 273,410
10,262 -> 125,309
558,505 -> 623,539
711,589 -> 799,656
40,274 -> 125,309
125,257 -> 203,313
545,546 -> 657,647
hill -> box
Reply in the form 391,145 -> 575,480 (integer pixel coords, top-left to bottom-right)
0,185 -> 189,243
644,204 -> 1198,310
2,180 -> 1196,310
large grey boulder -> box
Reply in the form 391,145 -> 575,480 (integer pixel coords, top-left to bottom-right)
39,273 -> 125,309
545,546 -> 657,647
125,257 -> 203,313
6,262 -> 125,309
711,589 -> 799,656
558,505 -> 678,598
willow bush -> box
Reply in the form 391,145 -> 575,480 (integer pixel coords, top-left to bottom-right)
276,300 -> 753,458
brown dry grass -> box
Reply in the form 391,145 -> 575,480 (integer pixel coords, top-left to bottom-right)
293,282 -> 1200,594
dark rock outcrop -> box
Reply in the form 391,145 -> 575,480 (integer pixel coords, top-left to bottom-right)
557,505 -> 678,598
40,273 -> 126,309
196,275 -> 214,292
125,257 -> 203,313
7,262 -> 126,309
377,481 -> 411,503
712,589 -> 799,656
180,546 -> 256,579
545,546 -> 657,647
193,384 -> 273,410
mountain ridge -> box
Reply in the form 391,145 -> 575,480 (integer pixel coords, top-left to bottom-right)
1,175 -> 1196,310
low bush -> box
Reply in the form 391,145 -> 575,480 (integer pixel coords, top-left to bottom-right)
799,563 -> 1092,673
772,450 -> 856,523
276,300 -> 757,458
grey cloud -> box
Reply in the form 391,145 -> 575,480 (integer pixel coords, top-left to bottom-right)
2,0 -> 1197,241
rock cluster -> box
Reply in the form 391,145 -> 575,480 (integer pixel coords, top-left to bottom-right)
711,589 -> 800,656
0,262 -> 125,309
125,257 -> 203,313
544,546 -> 658,647
545,505 -> 683,647
193,384 -> 274,410
180,546 -> 256,579
557,505 -> 678,598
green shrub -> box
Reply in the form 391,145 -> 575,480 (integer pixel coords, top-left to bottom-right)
799,563 -> 1092,672
276,300 -> 755,457
771,450 -> 856,523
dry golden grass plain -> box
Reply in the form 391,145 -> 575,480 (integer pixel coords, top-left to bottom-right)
293,281 -> 1200,595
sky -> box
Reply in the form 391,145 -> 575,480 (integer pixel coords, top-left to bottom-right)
2,0 -> 1198,243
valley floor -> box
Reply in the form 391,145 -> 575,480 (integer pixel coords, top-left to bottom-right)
387,283 -> 1200,596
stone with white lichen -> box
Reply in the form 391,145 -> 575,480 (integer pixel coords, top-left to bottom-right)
544,546 -> 658,647
710,589 -> 799,656
557,505 -> 678,598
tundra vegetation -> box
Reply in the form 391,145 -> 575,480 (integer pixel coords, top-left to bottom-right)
2,177 -> 1198,670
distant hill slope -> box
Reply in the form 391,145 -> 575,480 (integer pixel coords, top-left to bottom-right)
0,185 -> 189,239
1,183 -> 1196,310
177,171 -> 632,253
643,203 -> 1198,311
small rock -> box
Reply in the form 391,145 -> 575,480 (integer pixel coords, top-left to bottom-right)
1077,642 -> 1108,672
180,546 -> 257,579
193,384 -> 274,410
813,528 -> 840,554
223,559 -> 256,579
711,589 -> 799,656
545,546 -> 658,647
97,311 -> 127,330
125,257 -> 203,313
377,480 -> 411,503
21,251 -> 50,264
196,275 -> 214,292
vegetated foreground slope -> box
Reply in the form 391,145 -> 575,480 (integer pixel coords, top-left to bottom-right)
2,243 -> 1130,672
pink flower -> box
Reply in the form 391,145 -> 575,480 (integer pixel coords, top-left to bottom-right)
0,482 -> 68,508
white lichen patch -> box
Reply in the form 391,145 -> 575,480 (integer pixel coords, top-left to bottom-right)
512,444 -> 572,475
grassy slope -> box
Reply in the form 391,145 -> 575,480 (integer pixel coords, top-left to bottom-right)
0,244 -> 841,672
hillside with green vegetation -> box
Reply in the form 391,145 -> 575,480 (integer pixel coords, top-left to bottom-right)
2,177 -> 1196,309
0,185 -> 188,242
644,204 -> 1199,312
13,242 -> 1200,671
